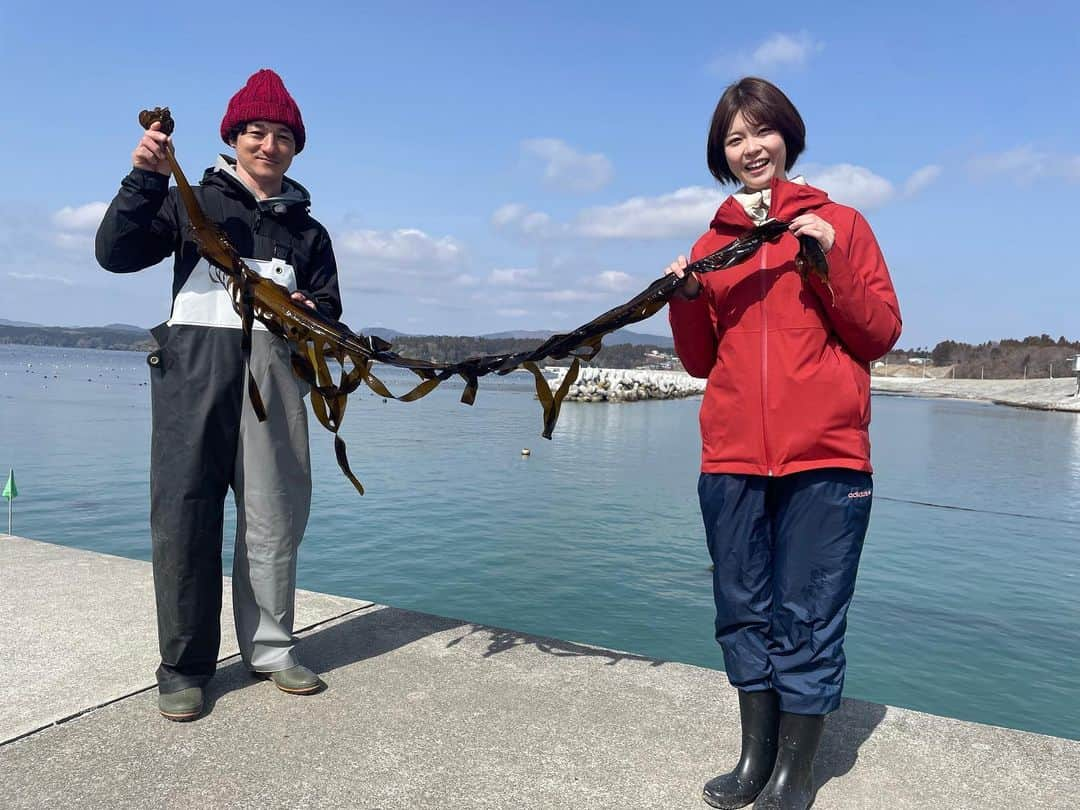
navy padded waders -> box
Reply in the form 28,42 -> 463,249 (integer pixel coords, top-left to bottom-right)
699,468 -> 872,715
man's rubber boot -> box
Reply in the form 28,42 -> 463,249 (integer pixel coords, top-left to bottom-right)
702,689 -> 780,808
254,664 -> 325,695
752,712 -> 825,810
158,686 -> 204,721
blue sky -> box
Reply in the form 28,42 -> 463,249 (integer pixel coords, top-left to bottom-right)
2,1 -> 1078,348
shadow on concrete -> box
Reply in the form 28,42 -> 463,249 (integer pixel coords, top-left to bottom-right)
300,606 -> 467,674
198,606 -> 668,717
445,623 -> 667,667
814,697 -> 888,792
199,607 -> 465,711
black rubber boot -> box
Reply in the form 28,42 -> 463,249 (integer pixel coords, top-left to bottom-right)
702,689 -> 780,809
752,712 -> 825,810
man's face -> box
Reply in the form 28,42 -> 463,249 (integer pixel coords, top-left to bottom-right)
231,120 -> 296,192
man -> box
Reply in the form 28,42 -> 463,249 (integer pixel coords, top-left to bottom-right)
96,69 -> 342,721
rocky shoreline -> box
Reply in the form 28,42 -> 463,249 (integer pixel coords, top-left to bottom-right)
549,367 -> 705,402
547,367 -> 1080,413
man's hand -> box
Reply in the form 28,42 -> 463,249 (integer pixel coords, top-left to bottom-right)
132,120 -> 172,176
291,291 -> 317,310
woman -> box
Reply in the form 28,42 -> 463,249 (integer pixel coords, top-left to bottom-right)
666,78 -> 901,809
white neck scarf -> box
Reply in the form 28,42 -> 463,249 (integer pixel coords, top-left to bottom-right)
732,175 -> 807,224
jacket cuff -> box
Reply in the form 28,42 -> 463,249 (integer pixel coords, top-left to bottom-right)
668,290 -> 708,314
122,168 -> 170,196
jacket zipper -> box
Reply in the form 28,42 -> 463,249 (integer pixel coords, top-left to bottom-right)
759,243 -> 772,476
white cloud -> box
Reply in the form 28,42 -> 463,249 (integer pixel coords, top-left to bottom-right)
498,164 -> 933,251
491,203 -> 560,240
803,162 -> 940,208
803,164 -> 896,210
492,203 -> 527,228
540,289 -> 606,303
53,232 -> 93,250
51,201 -> 109,251
8,271 -> 75,286
751,32 -> 823,70
53,202 -> 108,231
968,146 -> 1080,184
522,138 -> 614,193
593,270 -> 634,291
903,165 -> 942,196
489,267 -> 543,288
497,308 -> 528,318
476,266 -> 634,310
337,227 -> 464,268
969,145 -> 1045,177
575,186 -> 724,239
713,32 -> 824,75
453,273 -> 479,286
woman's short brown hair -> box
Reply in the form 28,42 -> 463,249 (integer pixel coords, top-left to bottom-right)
706,77 -> 806,185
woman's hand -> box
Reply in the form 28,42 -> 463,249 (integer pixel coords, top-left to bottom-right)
788,214 -> 835,254
665,255 -> 701,299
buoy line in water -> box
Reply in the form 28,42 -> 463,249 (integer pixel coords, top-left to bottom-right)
876,495 -> 1080,526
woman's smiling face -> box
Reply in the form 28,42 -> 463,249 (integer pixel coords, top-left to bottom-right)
724,110 -> 788,191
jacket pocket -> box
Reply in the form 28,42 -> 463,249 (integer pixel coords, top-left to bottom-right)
833,341 -> 869,427
147,321 -> 173,373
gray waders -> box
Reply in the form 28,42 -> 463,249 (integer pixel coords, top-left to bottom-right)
149,324 -> 310,693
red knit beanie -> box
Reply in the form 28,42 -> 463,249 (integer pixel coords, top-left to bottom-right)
220,69 -> 306,153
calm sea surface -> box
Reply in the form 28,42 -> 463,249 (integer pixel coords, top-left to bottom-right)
1,344 -> 1077,740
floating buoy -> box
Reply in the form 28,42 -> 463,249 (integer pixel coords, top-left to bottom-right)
521,448 -> 531,456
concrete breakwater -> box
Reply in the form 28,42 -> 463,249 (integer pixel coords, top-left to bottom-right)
870,375 -> 1080,412
545,367 -> 1080,413
548,367 -> 705,402
3,533 -> 1078,809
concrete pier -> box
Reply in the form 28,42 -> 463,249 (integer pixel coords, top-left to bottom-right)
546,366 -> 1080,412
870,376 -> 1080,412
2,534 -> 1077,808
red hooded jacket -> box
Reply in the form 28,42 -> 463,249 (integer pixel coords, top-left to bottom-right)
668,177 -> 901,477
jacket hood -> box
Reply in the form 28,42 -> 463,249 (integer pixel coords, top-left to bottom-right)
202,155 -> 311,213
710,176 -> 832,231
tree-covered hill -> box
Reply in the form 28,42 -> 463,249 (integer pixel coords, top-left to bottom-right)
0,324 -> 155,352
4,323 -> 1076,379
884,335 -> 1080,379
0,325 -> 675,369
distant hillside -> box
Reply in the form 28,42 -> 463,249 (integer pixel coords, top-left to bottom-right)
613,329 -> 674,348
0,319 -> 673,350
361,326 -> 407,341
12,322 -> 1071,380
0,324 -> 153,351
379,333 -> 677,370
481,330 -> 554,341
0,319 -> 147,331
481,328 -> 673,348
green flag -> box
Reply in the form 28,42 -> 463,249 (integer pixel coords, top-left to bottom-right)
2,469 -> 16,499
